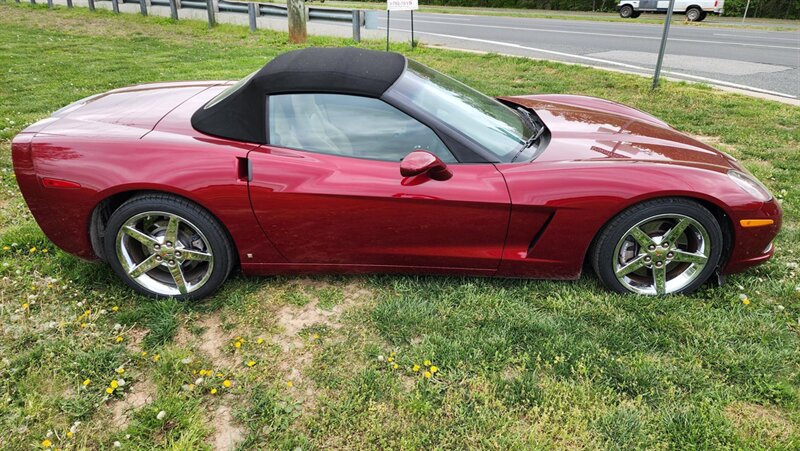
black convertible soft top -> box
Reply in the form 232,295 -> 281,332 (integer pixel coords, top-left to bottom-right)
191,47 -> 407,144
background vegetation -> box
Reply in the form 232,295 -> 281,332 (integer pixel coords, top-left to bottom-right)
0,3 -> 798,449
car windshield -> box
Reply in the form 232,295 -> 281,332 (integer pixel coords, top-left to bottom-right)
388,60 -> 530,161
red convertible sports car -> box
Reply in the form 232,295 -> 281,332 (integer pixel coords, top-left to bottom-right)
12,48 -> 781,299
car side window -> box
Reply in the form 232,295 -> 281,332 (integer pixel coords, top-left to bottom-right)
268,93 -> 456,163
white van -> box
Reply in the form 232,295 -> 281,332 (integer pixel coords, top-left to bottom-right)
618,0 -> 724,21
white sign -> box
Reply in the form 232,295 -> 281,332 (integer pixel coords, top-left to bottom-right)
387,0 -> 418,11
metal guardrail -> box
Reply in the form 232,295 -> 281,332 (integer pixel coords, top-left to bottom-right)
52,0 -> 365,40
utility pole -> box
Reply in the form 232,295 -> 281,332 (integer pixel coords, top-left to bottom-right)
652,0 -> 675,90
742,0 -> 751,23
288,0 -> 307,43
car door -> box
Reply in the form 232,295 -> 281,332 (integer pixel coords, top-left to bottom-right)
246,93 -> 510,269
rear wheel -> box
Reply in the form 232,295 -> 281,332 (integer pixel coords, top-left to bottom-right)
686,7 -> 703,21
619,5 -> 635,18
592,198 -> 723,295
104,194 -> 234,300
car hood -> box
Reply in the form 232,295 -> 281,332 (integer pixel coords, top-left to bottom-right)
503,94 -> 738,171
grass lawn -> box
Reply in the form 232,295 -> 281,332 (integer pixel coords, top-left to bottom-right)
1,3 -> 799,449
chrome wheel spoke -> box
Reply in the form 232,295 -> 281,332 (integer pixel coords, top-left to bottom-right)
164,215 -> 181,245
181,249 -> 212,262
123,226 -> 158,247
629,227 -> 655,248
653,265 -> 667,295
168,264 -> 188,295
671,250 -> 708,264
662,218 -> 691,246
615,255 -> 647,278
128,254 -> 160,278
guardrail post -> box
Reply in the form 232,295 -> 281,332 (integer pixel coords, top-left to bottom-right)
206,0 -> 216,27
112,0 -> 119,13
88,0 -> 95,11
352,10 -> 361,42
30,0 -> 36,5
47,0 -> 53,8
248,2 -> 257,32
168,0 -> 178,20
139,0 -> 148,16
66,0 -> 73,7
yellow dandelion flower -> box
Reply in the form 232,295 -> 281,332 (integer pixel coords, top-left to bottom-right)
141,351 -> 148,357
256,337 -> 264,344
41,439 -> 52,448
2,246 -> 9,251
423,371 -> 432,379
80,323 -> 87,328
110,380 -> 119,389
234,341 -> 242,349
430,365 -> 438,373
387,356 -> 394,363
106,387 -> 114,394
412,364 -> 420,372
424,359 -> 431,366
222,379 -> 232,388
247,360 -> 256,367
311,333 -> 320,340
210,388 -> 218,394
82,379 -> 91,386
29,247 -> 36,253
743,298 -> 751,305
153,354 -> 161,362
392,363 -> 399,369
216,372 -> 224,378
111,306 -> 119,312
22,303 -> 29,310
198,369 -> 206,376
115,336 -> 123,343
116,367 -> 125,374
286,380 -> 293,388
41,249 -> 48,253
66,431 -> 73,438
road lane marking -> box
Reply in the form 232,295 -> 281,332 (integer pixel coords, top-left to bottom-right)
384,18 -> 800,50
712,33 -> 800,42
381,27 -> 798,98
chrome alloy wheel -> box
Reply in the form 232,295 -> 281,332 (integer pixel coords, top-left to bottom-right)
115,211 -> 214,296
612,214 -> 711,295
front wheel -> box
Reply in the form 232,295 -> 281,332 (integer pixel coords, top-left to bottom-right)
592,198 -> 723,295
686,7 -> 703,21
619,5 -> 635,18
104,194 -> 234,300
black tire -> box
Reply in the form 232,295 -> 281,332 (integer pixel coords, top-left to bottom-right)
631,12 -> 641,18
591,198 -> 723,296
686,7 -> 703,21
619,5 -> 635,18
104,193 -> 234,300
698,11 -> 708,21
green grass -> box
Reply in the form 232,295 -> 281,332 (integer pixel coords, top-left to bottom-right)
1,3 -> 799,449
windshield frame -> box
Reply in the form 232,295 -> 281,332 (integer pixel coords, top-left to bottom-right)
384,59 -> 536,163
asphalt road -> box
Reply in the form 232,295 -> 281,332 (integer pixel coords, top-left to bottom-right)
374,12 -> 800,99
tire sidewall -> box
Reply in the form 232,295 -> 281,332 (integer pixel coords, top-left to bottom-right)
593,200 -> 724,295
687,7 -> 701,21
620,5 -> 634,18
103,195 -> 233,300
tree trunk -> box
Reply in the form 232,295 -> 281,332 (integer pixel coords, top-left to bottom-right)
288,0 -> 307,43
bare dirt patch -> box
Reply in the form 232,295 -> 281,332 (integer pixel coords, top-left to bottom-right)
176,312 -> 237,369
110,376 -> 157,429
724,401 -> 795,444
124,327 -> 148,354
273,281 -> 373,407
209,401 -> 246,451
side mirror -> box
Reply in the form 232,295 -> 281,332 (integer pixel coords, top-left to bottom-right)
400,150 -> 452,181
